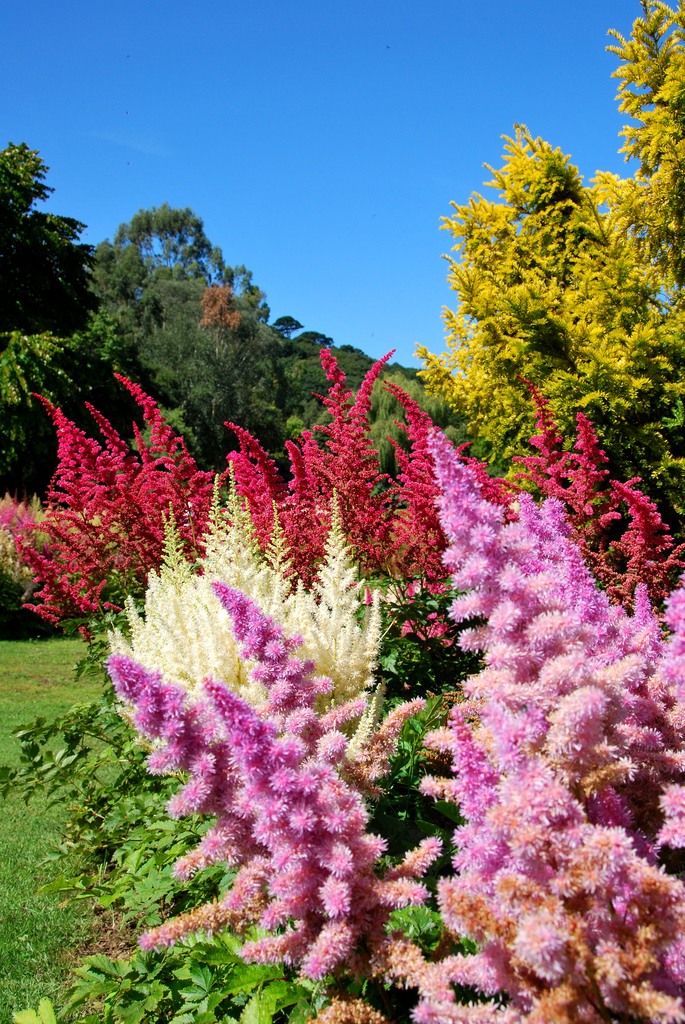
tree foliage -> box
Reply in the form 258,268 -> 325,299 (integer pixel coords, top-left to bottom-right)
418,1 -> 685,530
608,0 -> 685,285
91,204 -> 285,468
0,142 -> 95,338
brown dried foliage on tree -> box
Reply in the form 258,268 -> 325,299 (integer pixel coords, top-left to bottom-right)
200,284 -> 241,330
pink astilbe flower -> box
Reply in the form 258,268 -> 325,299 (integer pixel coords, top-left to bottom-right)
515,384 -> 684,608
108,585 -> 435,979
404,431 -> 685,1023
21,378 -> 213,629
0,493 -> 42,534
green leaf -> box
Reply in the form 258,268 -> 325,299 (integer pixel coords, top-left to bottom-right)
13,999 -> 57,1024
239,989 -> 273,1024
434,799 -> 464,824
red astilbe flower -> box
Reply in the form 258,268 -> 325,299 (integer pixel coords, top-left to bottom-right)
227,349 -> 476,585
21,377 -> 214,629
308,348 -> 395,570
107,584 -> 436,978
227,350 -> 396,582
224,422 -> 287,552
383,382 -> 449,582
515,382 -> 684,608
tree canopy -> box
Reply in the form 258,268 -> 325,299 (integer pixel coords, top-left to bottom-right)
0,142 -> 95,338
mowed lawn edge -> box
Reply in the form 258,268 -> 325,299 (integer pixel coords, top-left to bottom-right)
0,637 -> 104,1024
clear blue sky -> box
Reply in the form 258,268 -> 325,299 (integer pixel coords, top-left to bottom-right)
5,0 -> 637,366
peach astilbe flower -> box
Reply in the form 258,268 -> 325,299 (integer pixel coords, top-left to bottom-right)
403,431 -> 685,1023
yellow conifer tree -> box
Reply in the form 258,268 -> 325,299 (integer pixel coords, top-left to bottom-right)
419,2 -> 685,527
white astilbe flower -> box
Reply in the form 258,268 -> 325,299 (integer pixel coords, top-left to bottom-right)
203,484 -> 293,620
285,501 -> 382,709
110,488 -> 381,714
109,508 -> 262,703
347,681 -> 387,761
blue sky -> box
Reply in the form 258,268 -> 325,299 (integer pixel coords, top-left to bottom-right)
5,0 -> 637,366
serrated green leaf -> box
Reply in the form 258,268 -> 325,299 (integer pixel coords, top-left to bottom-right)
13,999 -> 57,1024
239,990 -> 272,1024
220,964 -> 283,997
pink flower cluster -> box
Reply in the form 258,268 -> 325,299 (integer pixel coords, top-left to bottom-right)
108,583 -> 436,979
0,494 -> 42,535
406,431 -> 685,1023
21,377 -> 214,628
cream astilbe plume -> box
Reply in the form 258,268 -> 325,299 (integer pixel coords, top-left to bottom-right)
282,499 -> 382,709
110,510 -> 260,703
111,488 -> 381,715
202,479 -> 293,619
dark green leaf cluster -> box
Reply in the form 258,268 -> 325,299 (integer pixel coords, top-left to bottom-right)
55,940 -> 320,1024
376,581 -> 481,702
0,143 -> 95,338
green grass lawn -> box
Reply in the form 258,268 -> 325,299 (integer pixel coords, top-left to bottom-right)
0,637 -> 103,1024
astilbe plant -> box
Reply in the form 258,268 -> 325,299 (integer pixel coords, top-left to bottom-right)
107,584 -> 438,980
392,430 -> 685,1023
20,376 -> 214,629
227,348 -> 460,586
110,489 -> 382,717
0,493 -> 44,616
515,381 -> 684,608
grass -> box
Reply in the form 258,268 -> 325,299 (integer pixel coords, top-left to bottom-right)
0,636 -> 104,1024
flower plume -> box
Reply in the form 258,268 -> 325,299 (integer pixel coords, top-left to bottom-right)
405,430 -> 685,1023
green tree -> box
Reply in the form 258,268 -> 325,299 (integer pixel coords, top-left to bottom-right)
92,205 -> 285,468
0,143 -> 95,338
272,315 -> 304,338
0,314 -> 140,495
418,1 -> 685,529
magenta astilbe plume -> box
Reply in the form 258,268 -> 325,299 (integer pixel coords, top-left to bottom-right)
515,385 -> 684,608
225,350 -> 397,581
21,378 -> 213,629
409,431 -> 685,1023
223,350 -> 479,589
383,382 -> 449,581
225,423 -> 287,552
310,349 -> 394,567
0,495 -> 41,534
108,585 -> 435,978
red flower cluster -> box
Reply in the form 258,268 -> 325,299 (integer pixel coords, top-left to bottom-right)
21,376 -> 214,629
515,382 -> 684,607
228,349 -> 467,584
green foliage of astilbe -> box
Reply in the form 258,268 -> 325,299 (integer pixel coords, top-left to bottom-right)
376,580 -> 481,703
6,693 -> 214,915
5,688 -> 330,1024
18,945 -> 322,1024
